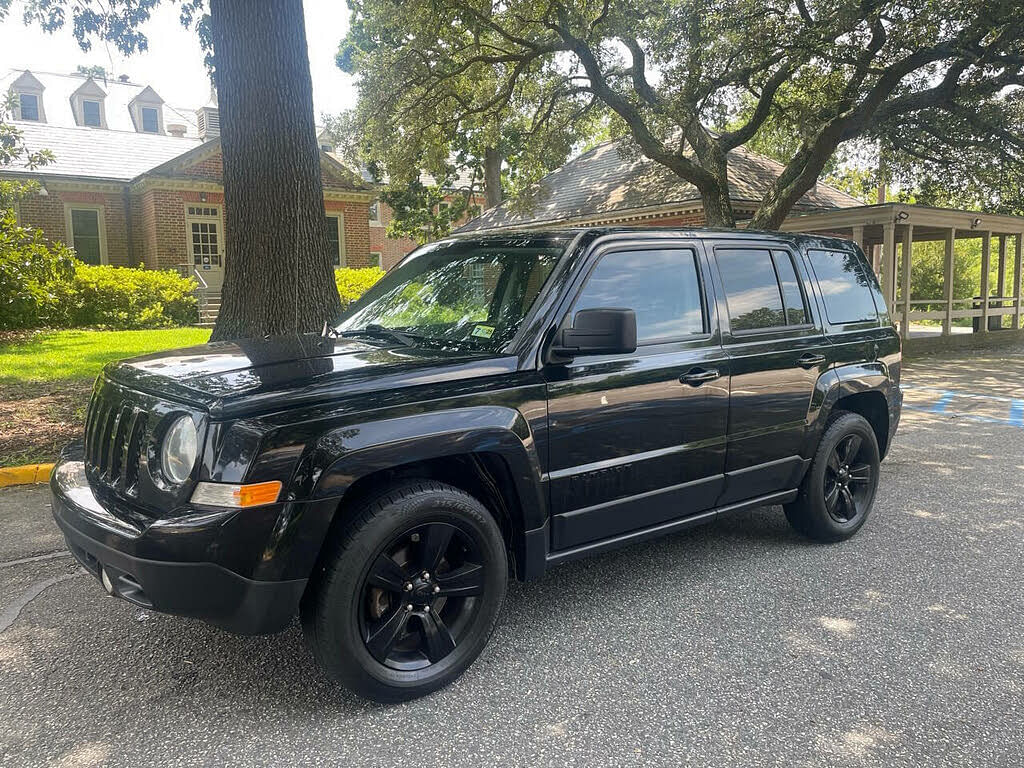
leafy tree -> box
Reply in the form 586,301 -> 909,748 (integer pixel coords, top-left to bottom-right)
337,0 -> 603,230
1,95 -> 75,329
340,0 -> 1024,229
75,64 -> 108,78
2,0 -> 339,341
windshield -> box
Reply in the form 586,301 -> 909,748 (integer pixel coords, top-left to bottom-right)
336,237 -> 568,350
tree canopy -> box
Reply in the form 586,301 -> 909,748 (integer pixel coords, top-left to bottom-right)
340,0 -> 1024,228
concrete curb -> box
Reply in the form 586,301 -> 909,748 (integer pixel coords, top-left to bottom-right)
0,464 -> 55,488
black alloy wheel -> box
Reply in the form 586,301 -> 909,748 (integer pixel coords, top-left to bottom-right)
785,411 -> 881,542
823,433 -> 874,524
361,522 -> 485,670
301,481 -> 507,703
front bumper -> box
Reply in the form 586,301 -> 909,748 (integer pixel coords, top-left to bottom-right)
50,460 -> 307,635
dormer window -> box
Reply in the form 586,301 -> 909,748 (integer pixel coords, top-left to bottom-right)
19,92 -> 40,121
70,77 -> 107,128
128,85 -> 165,134
82,100 -> 102,127
11,70 -> 46,122
141,106 -> 159,133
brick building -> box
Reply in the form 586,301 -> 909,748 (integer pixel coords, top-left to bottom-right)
3,69 -> 376,321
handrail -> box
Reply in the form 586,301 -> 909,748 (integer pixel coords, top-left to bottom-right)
192,267 -> 209,290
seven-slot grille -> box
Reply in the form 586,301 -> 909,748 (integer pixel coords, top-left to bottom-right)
83,387 -> 149,496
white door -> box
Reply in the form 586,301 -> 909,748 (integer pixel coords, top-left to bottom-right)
185,205 -> 224,291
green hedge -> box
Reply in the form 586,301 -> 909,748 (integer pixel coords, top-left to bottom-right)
62,264 -> 199,328
336,266 -> 385,309
0,254 -> 199,330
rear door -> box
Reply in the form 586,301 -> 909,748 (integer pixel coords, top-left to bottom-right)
710,240 -> 833,504
544,239 -> 730,551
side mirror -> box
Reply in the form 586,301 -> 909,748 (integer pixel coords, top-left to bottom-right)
551,308 -> 637,359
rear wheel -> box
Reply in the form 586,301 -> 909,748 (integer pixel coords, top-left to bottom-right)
301,481 -> 507,703
785,412 -> 880,542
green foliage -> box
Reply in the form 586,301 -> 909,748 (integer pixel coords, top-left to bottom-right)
1,96 -> 76,330
339,0 -> 1024,229
62,264 -> 199,329
0,188 -> 76,329
379,180 -> 471,245
335,266 -> 385,309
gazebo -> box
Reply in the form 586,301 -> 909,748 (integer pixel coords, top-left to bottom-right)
780,203 -> 1024,339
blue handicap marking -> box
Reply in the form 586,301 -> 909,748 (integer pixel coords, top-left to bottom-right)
901,384 -> 1024,429
930,392 -> 955,414
1010,400 -> 1024,427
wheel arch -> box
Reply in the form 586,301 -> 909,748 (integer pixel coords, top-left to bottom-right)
297,408 -> 549,584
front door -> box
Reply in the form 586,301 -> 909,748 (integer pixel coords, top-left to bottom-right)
545,242 -> 730,551
709,241 -> 833,504
185,204 -> 224,291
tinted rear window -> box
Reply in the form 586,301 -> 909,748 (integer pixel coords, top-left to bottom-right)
716,248 -> 787,331
807,249 -> 879,325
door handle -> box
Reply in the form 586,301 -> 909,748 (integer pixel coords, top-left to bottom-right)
680,367 -> 720,386
797,353 -> 827,369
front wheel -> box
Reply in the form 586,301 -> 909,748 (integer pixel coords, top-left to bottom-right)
301,481 -> 507,703
785,412 -> 881,542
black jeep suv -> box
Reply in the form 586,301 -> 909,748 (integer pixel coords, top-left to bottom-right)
51,228 -> 901,702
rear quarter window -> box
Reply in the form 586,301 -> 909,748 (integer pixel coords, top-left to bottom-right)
807,249 -> 880,326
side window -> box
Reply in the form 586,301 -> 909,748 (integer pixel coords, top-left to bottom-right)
716,248 -> 787,331
573,248 -> 705,343
772,250 -> 809,325
807,249 -> 880,325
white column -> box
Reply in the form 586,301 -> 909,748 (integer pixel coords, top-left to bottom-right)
943,228 -> 955,336
1014,233 -> 1023,331
881,222 -> 897,315
997,235 -> 1007,297
979,231 -> 991,333
900,224 -> 914,338
852,225 -> 865,255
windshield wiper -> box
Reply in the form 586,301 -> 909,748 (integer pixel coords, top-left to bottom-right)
339,323 -> 419,348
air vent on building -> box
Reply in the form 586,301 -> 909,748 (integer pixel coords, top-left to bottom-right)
196,106 -> 220,141
167,123 -> 187,137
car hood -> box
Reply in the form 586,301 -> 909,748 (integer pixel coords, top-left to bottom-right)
102,333 -> 518,417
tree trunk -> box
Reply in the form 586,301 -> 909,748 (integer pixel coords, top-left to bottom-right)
208,0 -> 339,342
483,147 -> 503,209
700,184 -> 736,228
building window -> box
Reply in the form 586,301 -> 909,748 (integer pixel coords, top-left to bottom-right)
368,201 -> 382,226
141,106 -> 160,133
369,252 -> 383,269
67,208 -> 104,265
82,100 -> 102,127
320,143 -> 333,153
19,93 -> 40,121
326,214 -> 345,266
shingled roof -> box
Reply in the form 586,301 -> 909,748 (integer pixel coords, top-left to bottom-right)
459,139 -> 863,233
5,121 -> 202,181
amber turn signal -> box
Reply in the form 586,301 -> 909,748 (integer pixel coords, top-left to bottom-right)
190,480 -> 282,508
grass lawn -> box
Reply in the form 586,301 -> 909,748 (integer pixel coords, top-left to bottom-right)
0,328 -> 211,467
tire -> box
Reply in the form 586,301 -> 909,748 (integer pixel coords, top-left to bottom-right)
785,411 -> 881,542
301,480 -> 507,703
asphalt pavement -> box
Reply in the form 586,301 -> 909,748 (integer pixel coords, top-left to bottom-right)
1,349 -> 1021,767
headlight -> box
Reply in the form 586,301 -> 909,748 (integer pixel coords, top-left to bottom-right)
161,416 -> 198,484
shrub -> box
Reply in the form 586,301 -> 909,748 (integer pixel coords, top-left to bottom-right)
0,182 -> 76,330
335,266 -> 385,309
63,263 -> 199,329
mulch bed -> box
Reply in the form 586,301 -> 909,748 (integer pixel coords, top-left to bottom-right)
0,379 -> 94,466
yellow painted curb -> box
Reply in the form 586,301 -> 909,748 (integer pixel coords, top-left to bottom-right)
0,463 -> 55,488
